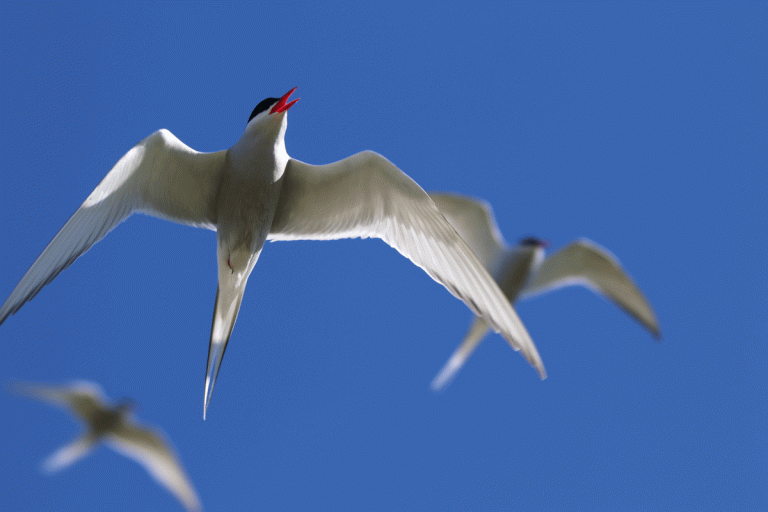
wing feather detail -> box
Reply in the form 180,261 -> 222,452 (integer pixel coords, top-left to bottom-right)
269,152 -> 545,377
427,192 -> 507,270
0,129 -> 224,325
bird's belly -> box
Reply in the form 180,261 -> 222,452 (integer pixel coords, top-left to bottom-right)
216,176 -> 281,272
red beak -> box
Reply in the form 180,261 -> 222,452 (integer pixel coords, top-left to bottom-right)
270,87 -> 300,114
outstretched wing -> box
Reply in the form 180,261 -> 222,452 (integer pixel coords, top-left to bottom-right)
15,380 -> 110,424
269,152 -> 545,378
107,423 -> 202,512
0,129 -> 225,325
520,238 -> 661,338
427,192 -> 508,270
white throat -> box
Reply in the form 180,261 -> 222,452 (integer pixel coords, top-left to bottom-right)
229,113 -> 290,181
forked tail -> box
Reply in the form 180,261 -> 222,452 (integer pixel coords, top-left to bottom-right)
203,273 -> 247,419
42,435 -> 95,473
431,316 -> 491,391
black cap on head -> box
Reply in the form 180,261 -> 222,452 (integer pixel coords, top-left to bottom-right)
518,236 -> 546,247
248,97 -> 279,124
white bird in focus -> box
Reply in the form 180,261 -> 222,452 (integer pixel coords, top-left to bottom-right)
14,380 -> 202,512
0,88 -> 545,417
429,192 -> 661,391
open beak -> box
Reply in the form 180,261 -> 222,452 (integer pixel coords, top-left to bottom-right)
270,87 -> 300,114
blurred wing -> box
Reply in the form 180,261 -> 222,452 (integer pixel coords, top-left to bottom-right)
427,192 -> 507,270
15,380 -> 109,424
520,238 -> 661,338
41,435 -> 95,474
107,423 -> 202,512
269,152 -> 545,378
0,129 -> 225,325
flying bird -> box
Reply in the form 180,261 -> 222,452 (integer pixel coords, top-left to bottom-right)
0,88 -> 545,417
428,192 -> 661,391
14,380 -> 202,512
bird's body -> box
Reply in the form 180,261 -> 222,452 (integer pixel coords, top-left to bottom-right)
429,192 -> 661,391
492,243 -> 544,304
83,403 -> 124,435
15,381 -> 202,512
0,89 -> 545,417
205,114 -> 290,407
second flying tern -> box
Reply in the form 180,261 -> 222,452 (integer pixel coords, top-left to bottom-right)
429,192 -> 661,391
0,88 -> 545,417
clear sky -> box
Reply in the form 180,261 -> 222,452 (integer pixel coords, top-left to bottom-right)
1,3 -> 765,511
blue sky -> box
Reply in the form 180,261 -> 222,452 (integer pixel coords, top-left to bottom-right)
1,3 -> 765,511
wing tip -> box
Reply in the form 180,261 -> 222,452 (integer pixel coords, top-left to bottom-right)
7,379 -> 45,400
0,302 -> 16,327
179,490 -> 204,512
524,349 -> 547,380
520,346 -> 547,380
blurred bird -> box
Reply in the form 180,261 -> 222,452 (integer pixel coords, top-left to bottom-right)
429,192 -> 661,391
0,88 -> 544,418
14,380 -> 202,512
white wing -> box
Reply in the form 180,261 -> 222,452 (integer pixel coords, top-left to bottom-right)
0,129 -> 225,325
269,151 -> 545,378
107,423 -> 202,512
41,435 -> 95,474
427,192 -> 508,270
15,380 -> 110,424
15,381 -> 101,473
520,238 -> 661,338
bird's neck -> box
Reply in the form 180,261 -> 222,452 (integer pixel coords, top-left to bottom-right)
495,247 -> 544,302
229,116 -> 289,181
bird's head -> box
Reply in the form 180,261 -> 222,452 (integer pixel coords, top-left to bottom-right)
518,237 -> 550,249
245,87 -> 300,130
234,88 -> 299,172
517,237 -> 549,275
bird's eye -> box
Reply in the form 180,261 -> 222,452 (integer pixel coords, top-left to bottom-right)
248,97 -> 280,124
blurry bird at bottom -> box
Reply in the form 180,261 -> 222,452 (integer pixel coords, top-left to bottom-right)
14,380 -> 202,512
